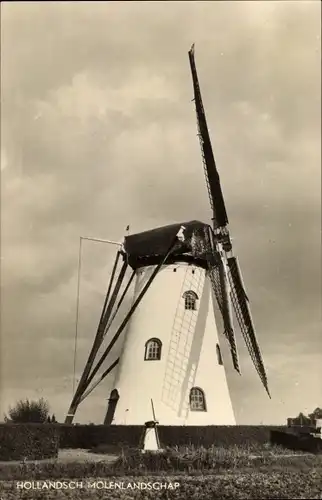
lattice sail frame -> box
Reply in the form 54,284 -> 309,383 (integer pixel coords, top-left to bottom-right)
227,256 -> 270,395
188,44 -> 270,397
188,223 -> 270,396
190,227 -> 240,373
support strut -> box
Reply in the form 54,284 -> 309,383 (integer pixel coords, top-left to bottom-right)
80,228 -> 183,396
65,251 -> 126,423
70,271 -> 135,407
65,226 -> 184,421
103,269 -> 136,340
79,358 -> 120,402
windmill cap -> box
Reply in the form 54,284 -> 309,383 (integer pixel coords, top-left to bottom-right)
124,220 -> 212,270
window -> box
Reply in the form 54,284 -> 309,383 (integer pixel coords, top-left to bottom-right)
144,338 -> 162,361
216,343 -> 223,365
183,290 -> 198,311
190,387 -> 207,411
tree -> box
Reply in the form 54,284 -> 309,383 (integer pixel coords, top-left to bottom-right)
4,398 -> 50,423
294,412 -> 311,425
308,407 -> 322,420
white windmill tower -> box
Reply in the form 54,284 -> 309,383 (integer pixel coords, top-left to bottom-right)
65,45 -> 270,426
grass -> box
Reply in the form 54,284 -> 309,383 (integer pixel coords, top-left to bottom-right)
0,444 -> 321,499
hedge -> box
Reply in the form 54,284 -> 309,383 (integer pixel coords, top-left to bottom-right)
58,425 -> 286,449
59,425 -> 143,449
270,430 -> 322,454
0,424 -> 59,461
158,425 -> 286,447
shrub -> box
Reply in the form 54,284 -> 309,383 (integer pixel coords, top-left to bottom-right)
4,398 -> 50,423
270,430 -> 322,454
0,423 -> 59,461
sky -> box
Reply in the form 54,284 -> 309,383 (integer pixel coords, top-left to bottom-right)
1,1 -> 321,425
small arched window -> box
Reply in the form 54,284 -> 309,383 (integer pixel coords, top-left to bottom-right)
216,343 -> 223,366
144,338 -> 162,361
183,290 -> 198,311
190,387 -> 207,411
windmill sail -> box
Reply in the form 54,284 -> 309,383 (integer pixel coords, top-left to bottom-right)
205,226 -> 240,372
228,256 -> 270,397
189,45 -> 270,397
188,44 -> 228,229
64,46 -> 270,425
208,264 -> 240,373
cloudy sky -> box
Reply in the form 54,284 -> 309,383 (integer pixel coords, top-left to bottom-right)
1,1 -> 321,425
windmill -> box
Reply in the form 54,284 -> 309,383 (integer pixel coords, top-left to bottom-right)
65,45 -> 270,426
139,399 -> 163,452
